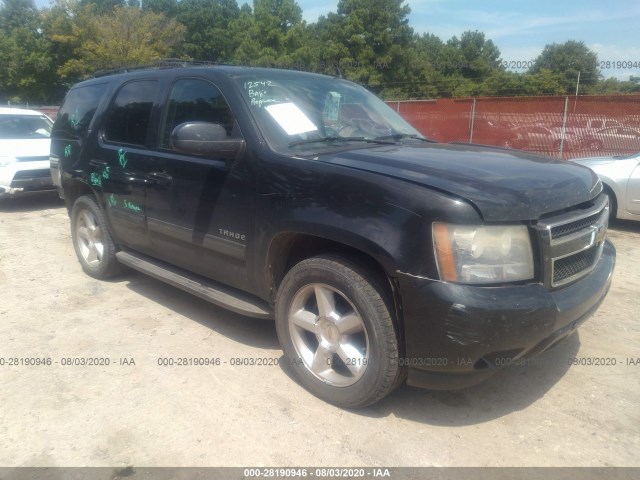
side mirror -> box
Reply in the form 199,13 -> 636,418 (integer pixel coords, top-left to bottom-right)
171,122 -> 245,159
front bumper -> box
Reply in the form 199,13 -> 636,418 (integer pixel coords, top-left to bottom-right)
1,162 -> 55,197
397,239 -> 615,390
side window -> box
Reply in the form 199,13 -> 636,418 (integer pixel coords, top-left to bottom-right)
53,83 -> 108,140
104,80 -> 158,146
161,78 -> 237,150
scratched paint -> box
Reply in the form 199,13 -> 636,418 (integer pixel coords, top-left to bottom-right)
64,145 -> 72,157
102,165 -> 110,179
107,194 -> 117,207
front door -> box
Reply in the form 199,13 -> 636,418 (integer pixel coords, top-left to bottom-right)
145,77 -> 255,291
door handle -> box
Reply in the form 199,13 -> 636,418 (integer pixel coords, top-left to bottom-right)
146,171 -> 173,186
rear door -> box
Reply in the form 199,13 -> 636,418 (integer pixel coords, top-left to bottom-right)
97,79 -> 161,250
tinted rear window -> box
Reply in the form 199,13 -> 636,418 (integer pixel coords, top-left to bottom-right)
53,83 -> 108,140
103,80 -> 158,146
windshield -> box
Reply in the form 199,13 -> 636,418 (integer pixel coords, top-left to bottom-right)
232,72 -> 426,154
0,114 -> 53,139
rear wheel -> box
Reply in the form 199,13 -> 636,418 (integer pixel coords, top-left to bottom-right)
70,195 -> 123,279
276,255 -> 402,407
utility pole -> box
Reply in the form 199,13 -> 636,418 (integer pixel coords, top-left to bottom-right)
573,71 -> 581,113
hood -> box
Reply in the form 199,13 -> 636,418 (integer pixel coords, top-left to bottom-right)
321,143 -> 600,221
0,138 -> 51,159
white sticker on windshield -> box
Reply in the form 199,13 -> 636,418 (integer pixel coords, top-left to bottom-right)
324,92 -> 341,122
266,103 -> 318,136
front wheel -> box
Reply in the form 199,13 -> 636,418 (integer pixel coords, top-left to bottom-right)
275,255 -> 403,407
70,195 -> 123,279
603,188 -> 617,221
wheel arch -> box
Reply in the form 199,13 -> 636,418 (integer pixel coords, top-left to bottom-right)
265,232 -> 405,348
63,178 -> 100,212
601,181 -> 619,219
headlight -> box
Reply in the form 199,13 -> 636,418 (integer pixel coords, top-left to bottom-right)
433,223 -> 534,284
0,156 -> 15,167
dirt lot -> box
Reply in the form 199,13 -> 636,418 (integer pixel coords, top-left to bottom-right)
0,192 -> 639,468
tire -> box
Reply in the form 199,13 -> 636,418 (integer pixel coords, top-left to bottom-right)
603,188 -> 617,221
70,195 -> 123,279
275,255 -> 402,408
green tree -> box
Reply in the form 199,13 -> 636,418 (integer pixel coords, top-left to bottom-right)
176,0 -> 240,62
78,0 -> 127,15
49,5 -> 185,80
529,40 -> 600,94
478,70 -> 524,97
232,0 -> 305,67
520,69 -> 566,96
0,0 -> 57,103
308,0 -> 415,97
591,75 -> 640,94
141,0 -> 179,17
457,30 -> 502,78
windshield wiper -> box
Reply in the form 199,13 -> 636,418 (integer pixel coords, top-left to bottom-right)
374,133 -> 435,143
289,136 -> 396,147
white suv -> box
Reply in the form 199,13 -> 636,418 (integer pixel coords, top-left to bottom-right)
0,107 -> 54,198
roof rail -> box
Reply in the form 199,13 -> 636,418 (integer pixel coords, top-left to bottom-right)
91,59 -> 223,78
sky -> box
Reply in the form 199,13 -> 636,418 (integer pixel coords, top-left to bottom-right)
297,0 -> 640,81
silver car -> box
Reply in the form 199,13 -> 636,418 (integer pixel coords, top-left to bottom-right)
572,152 -> 640,221
580,126 -> 640,152
0,107 -> 54,198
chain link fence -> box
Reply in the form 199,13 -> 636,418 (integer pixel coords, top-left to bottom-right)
389,95 -> 640,159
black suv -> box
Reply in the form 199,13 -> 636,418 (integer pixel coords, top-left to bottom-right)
50,65 -> 615,407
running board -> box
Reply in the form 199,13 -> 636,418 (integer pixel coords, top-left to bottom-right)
116,251 -> 273,319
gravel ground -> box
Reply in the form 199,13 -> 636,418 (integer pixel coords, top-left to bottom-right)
0,192 -> 638,468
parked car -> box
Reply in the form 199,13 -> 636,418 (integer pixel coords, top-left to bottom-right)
572,152 -> 640,221
0,107 -> 55,198
580,126 -> 640,152
506,125 -> 580,153
467,118 -> 521,148
583,118 -> 622,131
51,65 -> 614,407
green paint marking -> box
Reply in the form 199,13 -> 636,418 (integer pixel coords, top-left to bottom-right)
90,172 -> 102,187
102,165 -> 110,179
107,194 -> 117,207
123,200 -> 142,213
64,145 -> 72,157
118,149 -> 127,168
70,109 -> 79,128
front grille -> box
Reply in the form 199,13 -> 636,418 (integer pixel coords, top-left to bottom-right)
535,195 -> 609,288
12,169 -> 51,179
553,246 -> 599,285
15,156 -> 49,163
551,211 -> 602,239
